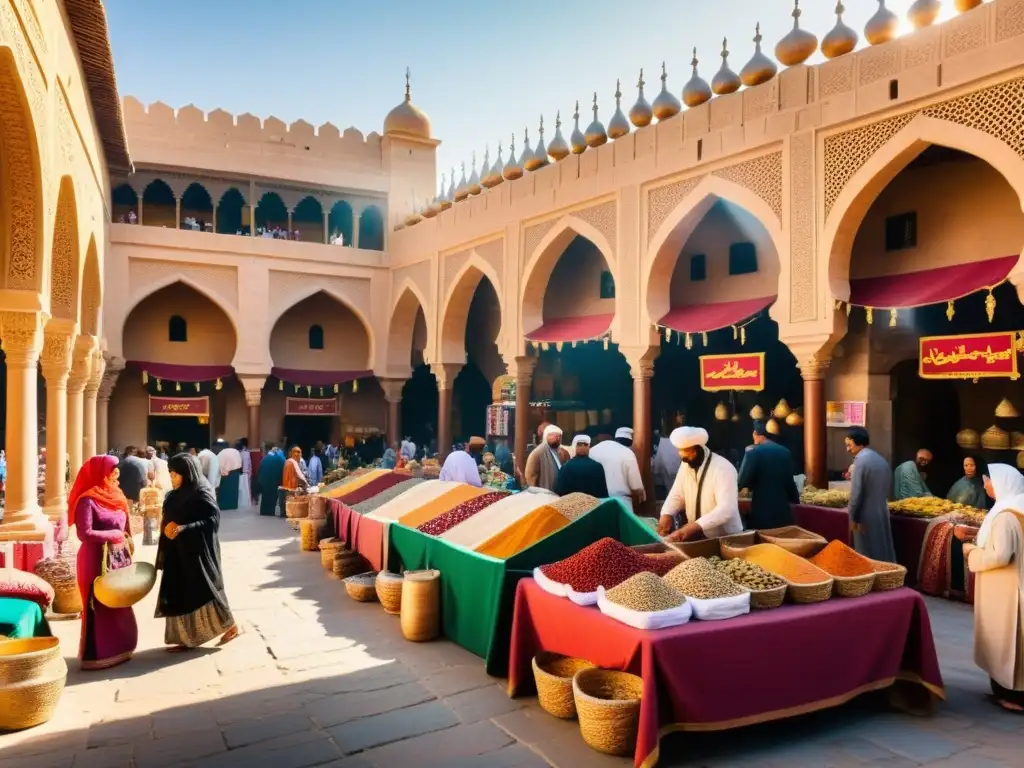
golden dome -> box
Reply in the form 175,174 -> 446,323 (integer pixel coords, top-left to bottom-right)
714,402 -> 729,421
570,101 -> 587,155
766,418 -> 781,435
481,147 -> 503,189
773,399 -> 792,419
383,68 -> 432,140
785,410 -> 804,427
519,127 -> 537,171
652,62 -> 682,121
995,397 -> 1020,418
712,39 -> 742,95
454,163 -> 469,202
776,1 -> 819,67
585,93 -> 608,148
608,81 -> 631,139
503,134 -> 524,181
908,0 -> 942,28
547,111 -> 571,161
822,2 -> 859,59
740,23 -> 778,87
629,69 -> 654,128
532,117 -> 550,169
750,405 -> 766,420
955,0 -> 982,10
865,0 -> 899,46
682,49 -> 713,108
467,152 -> 482,196
982,425 -> 1010,451
956,428 -> 981,449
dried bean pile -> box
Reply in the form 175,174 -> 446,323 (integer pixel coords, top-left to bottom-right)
708,556 -> 784,590
808,540 -> 874,577
539,537 -> 656,592
550,493 -> 601,522
418,491 -> 509,535
664,558 -> 746,600
605,572 -> 685,612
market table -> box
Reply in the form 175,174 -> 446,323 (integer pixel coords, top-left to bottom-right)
508,579 -> 945,768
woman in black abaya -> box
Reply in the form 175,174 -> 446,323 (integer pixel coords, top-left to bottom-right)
156,453 -> 239,651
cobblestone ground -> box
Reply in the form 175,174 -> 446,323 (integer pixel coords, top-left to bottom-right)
1,509 -> 1022,768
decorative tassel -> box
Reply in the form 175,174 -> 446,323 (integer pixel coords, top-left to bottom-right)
215,377 -> 223,391
685,333 -> 693,350
541,342 -> 550,352
306,385 -> 312,396
845,303 -> 851,317
353,379 -> 359,393
142,370 -> 149,385
701,332 -> 708,347
571,340 -> 577,348
279,379 -> 284,391
865,307 -> 874,325
986,290 -> 996,323
603,336 -> 609,351
175,381 -> 181,392
946,300 -> 955,322
194,382 -> 200,392
740,326 -> 747,346
319,387 -> 324,396
664,327 -> 672,342
556,342 -> 563,352
295,384 -> 300,393
732,325 -> 738,341
156,379 -> 162,392
889,308 -> 897,327
334,383 -> 339,394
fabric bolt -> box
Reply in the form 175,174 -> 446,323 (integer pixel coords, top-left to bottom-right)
397,485 -> 489,529
365,481 -> 455,521
474,505 -> 570,559
550,492 -> 601,522
323,469 -> 389,499
351,478 -> 427,514
419,491 -> 509,536
508,578 -> 945,768
0,597 -> 52,638
440,493 -> 554,548
334,471 -> 411,507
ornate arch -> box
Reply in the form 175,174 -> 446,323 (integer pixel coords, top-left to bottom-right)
520,215 -> 618,341
268,287 -> 376,369
386,281 -> 430,374
643,175 -> 785,327
822,114 -> 1024,302
0,47 -> 44,291
439,253 -> 505,363
48,176 -> 80,321
80,235 -> 101,336
124,275 -> 241,342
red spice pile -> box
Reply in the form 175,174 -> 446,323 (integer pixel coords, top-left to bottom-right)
418,491 -> 508,536
539,537 -> 657,592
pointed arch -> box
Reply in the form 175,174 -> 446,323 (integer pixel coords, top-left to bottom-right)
359,205 -> 384,250
80,235 -> 101,336
125,274 -> 240,340
440,253 -> 505,362
270,290 -> 373,371
268,287 -> 376,368
48,176 -> 81,321
387,282 -> 430,374
822,115 -> 1024,302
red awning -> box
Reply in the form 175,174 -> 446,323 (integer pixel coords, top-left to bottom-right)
126,361 -> 233,382
848,255 -> 1018,308
658,296 -> 775,334
272,368 -> 371,387
525,313 -> 614,343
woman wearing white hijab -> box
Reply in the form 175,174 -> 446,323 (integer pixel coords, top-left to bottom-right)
963,463 -> 1024,713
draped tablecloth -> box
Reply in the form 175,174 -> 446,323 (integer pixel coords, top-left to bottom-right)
508,579 -> 945,768
0,597 -> 52,638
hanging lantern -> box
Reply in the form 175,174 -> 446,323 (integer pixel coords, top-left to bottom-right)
946,300 -> 956,322
156,379 -> 162,392
732,325 -> 738,341
766,418 -> 781,435
279,379 -> 284,391
664,327 -> 672,342
194,382 -> 201,392
889,308 -> 898,327
685,333 -> 693,350
785,410 -> 804,427
750,405 -> 765,420
731,413 -> 740,423
603,337 -> 610,351
773,399 -> 792,419
142,370 -> 149,385
714,402 -> 729,421
701,332 -> 708,347
986,289 -> 996,323
740,327 -> 747,346
352,379 -> 359,393
215,377 -> 223,391
306,385 -> 312,396
334,383 -> 339,394
865,307 -> 874,325
175,381 -> 181,392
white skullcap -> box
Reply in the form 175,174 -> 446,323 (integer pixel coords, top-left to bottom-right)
615,427 -> 634,440
542,424 -> 563,440
571,434 -> 591,447
670,426 -> 708,450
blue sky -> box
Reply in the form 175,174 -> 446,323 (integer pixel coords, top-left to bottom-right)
106,0 -> 933,191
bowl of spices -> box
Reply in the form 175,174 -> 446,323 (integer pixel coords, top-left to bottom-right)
709,556 -> 787,609
534,538 -> 662,604
808,541 -> 876,597
738,544 -> 834,603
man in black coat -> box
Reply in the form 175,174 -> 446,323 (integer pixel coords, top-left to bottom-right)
736,422 -> 799,530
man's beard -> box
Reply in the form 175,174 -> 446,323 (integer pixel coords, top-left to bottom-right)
684,447 -> 706,469
916,461 -> 929,470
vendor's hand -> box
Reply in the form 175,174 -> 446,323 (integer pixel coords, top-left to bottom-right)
657,515 -> 674,537
164,521 -> 180,540
953,526 -> 972,542
962,542 -> 976,559
669,522 -> 703,542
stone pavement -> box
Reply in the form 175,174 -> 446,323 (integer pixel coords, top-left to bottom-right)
1,509 -> 1022,768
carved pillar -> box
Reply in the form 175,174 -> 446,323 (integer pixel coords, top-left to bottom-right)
175,197 -> 181,229
40,328 -> 74,521
510,356 -> 536,471
799,357 -> 831,489
96,366 -> 122,458
323,211 -> 329,244
1,312 -> 44,523
67,336 -> 94,480
238,376 -> 267,450
353,210 -> 361,249
624,346 -> 660,515
431,363 -> 462,461
138,197 -> 144,226
379,378 -> 407,446
83,350 -> 105,460
287,211 -> 293,234
249,203 -> 256,235
212,206 -> 217,233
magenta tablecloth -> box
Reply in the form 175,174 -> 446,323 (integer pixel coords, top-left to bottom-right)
508,579 -> 945,768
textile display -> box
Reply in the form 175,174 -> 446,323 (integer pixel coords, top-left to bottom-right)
365,481 -> 457,521
351,478 -> 426,514
0,539 -> 52,571
474,505 -> 570,559
323,469 -> 389,499
387,498 -> 659,674
440,493 -> 554,548
918,518 -> 976,603
419,492 -> 510,536
333,471 -> 411,508
397,485 -> 489,529
508,579 -> 945,768
0,596 -> 52,638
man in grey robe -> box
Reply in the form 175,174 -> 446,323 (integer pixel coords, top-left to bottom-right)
892,449 -> 934,500
845,427 -> 897,562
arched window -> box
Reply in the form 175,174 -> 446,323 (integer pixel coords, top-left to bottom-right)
169,315 -> 187,342
308,324 -> 324,350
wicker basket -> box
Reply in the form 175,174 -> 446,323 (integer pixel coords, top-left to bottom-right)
319,538 -> 345,570
34,559 -> 82,616
299,518 -> 326,552
400,569 -> 441,642
572,668 -> 644,756
747,583 -> 787,609
830,572 -> 876,598
286,495 -> 310,519
785,577 -> 834,604
869,559 -> 907,591
307,495 -> 327,520
333,550 -> 369,579
376,571 -> 404,615
758,526 -> 828,557
532,652 -> 595,719
0,637 -> 68,730
344,572 -> 379,602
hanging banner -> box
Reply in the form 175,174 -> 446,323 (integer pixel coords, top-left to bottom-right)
699,353 -> 766,392
826,401 -> 867,428
919,332 -> 1020,381
286,397 -> 339,416
149,396 -> 209,417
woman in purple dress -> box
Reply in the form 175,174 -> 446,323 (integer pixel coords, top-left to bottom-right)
70,454 -> 138,670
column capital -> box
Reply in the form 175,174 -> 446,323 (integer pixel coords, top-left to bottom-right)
40,329 -> 74,382
85,349 -> 106,394
97,368 -> 121,401
237,374 -> 266,406
431,362 -> 462,391
68,335 -> 95,393
505,355 -> 537,384
798,357 -> 831,381
0,311 -> 43,365
620,344 -> 660,381
378,377 -> 407,403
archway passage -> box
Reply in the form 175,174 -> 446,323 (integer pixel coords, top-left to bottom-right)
180,182 -> 213,231
292,196 -> 323,243
453,277 -> 503,443
255,192 -> 288,234
217,188 -> 246,235
142,179 -> 176,228
329,201 -> 354,246
359,206 -> 384,251
387,289 -> 435,448
112,183 -> 138,223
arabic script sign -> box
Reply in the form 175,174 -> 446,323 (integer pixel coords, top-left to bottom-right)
826,401 -> 866,428
149,396 -> 210,417
699,353 -> 765,392
919,332 -> 1019,381
286,397 -> 339,416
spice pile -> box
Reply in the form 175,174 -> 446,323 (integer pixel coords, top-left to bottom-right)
740,544 -> 829,585
550,493 -> 601,522
418,491 -> 508,535
708,556 -> 784,590
539,538 -> 656,592
800,487 -> 851,508
605,572 -> 685,612
888,497 -> 984,519
808,540 -> 874,577
664,558 -> 746,600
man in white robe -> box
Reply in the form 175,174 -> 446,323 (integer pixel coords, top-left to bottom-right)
146,446 -> 172,492
658,427 -> 742,541
197,448 -> 221,490
400,437 -> 417,461
590,427 -> 646,511
439,436 -> 484,487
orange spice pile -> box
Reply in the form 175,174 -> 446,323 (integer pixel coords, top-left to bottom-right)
809,540 -> 874,577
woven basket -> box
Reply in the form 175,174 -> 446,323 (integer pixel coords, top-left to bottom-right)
869,559 -> 907,591
748,583 -> 787,609
400,569 -> 441,642
0,637 -> 68,730
344,572 -> 379,602
34,560 -> 81,616
376,571 -> 404,615
307,495 -> 327,520
532,652 -> 595,719
299,518 -> 326,552
758,526 -> 827,558
785,577 -> 834,604
572,668 -> 644,756
94,563 -> 157,609
286,495 -> 310,519
332,551 -> 369,579
319,538 -> 345,570
831,572 -> 876,598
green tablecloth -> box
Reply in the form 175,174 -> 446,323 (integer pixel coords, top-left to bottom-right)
387,498 -> 658,676
0,597 -> 52,638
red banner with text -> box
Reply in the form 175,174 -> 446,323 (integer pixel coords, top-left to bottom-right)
149,396 -> 210,417
286,397 -> 339,417
919,332 -> 1020,380
699,353 -> 766,392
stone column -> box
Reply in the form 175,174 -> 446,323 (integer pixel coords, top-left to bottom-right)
83,349 -> 105,460
67,337 -> 94,480
799,357 -> 830,489
138,197 -> 144,226
212,206 -> 217,233
624,346 -> 660,515
238,376 -> 267,450
40,328 -> 74,521
510,356 -> 536,472
175,197 -> 181,229
249,204 -> 256,235
353,210 -> 361,249
287,211 -> 293,234
323,211 -> 329,244
96,367 -> 122,458
431,363 -> 462,461
0,312 -> 44,523
378,378 -> 407,446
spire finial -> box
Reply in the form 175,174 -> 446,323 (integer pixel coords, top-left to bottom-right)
524,126 -> 530,146
691,47 -> 699,74
555,110 -> 562,130
835,0 -> 845,18
615,79 -> 622,105
592,92 -> 599,120
754,23 -> 763,50
792,0 -> 802,27
722,37 -> 730,61
538,115 -> 545,140
510,132 -> 516,155
573,100 -> 580,127
637,68 -> 646,92
471,150 -> 476,169
661,61 -> 668,85
404,67 -> 411,102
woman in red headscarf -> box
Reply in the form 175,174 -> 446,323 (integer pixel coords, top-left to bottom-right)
70,455 -> 138,670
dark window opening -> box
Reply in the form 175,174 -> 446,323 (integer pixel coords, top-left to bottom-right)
168,315 -> 187,342
697,138 -> 703,162
728,242 -> 758,276
689,254 -> 707,281
885,212 -> 917,251
599,270 -> 616,299
889,79 -> 899,100
308,324 -> 325,350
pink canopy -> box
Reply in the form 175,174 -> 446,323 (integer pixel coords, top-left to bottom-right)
272,367 -> 371,387
525,313 -> 614,343
848,255 -> 1018,308
127,361 -> 233,382
658,296 -> 775,334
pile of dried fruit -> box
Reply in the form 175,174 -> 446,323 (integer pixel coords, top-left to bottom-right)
663,558 -> 746,600
539,538 -> 656,592
605,572 -> 685,612
708,556 -> 784,590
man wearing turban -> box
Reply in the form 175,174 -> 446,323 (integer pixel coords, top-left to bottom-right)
658,427 -> 742,541
553,435 -> 609,499
525,424 -> 569,492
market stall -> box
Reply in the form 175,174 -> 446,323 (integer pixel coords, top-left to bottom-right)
508,578 -> 944,768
